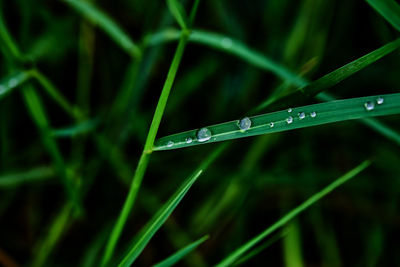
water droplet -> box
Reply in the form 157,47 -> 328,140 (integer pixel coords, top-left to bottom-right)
376,97 -> 384,105
197,127 -> 212,142
364,101 -> 375,111
298,112 -> 305,120
186,137 -> 193,144
270,122 -> 274,128
288,108 -> 293,113
167,141 -> 174,147
221,37 -> 232,49
286,116 -> 293,124
310,111 -> 317,118
238,117 -> 251,130
8,78 -> 17,88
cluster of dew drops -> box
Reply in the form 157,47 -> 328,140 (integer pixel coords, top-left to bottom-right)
166,96 -> 385,148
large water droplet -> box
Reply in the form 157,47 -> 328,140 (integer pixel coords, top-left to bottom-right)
186,137 -> 193,144
221,37 -> 233,49
376,97 -> 384,105
310,111 -> 317,118
298,112 -> 305,120
270,122 -> 274,128
364,101 -> 374,111
287,108 -> 293,113
238,117 -> 251,131
167,141 -> 174,147
197,127 -> 212,142
286,116 -> 293,124
8,78 -> 17,88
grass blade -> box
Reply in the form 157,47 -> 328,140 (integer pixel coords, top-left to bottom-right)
0,71 -> 32,99
154,93 -> 400,150
167,0 -> 188,29
153,235 -> 209,267
366,0 -> 400,31
0,166 -> 54,187
22,85 -> 81,211
51,117 -> 100,138
62,0 -> 141,57
215,160 -> 371,267
117,167 -> 206,266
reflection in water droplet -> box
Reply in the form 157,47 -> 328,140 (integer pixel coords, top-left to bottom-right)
167,141 -> 174,147
377,97 -> 384,105
221,37 -> 233,49
197,128 -> 212,142
8,79 -> 17,88
270,122 -> 274,128
298,112 -> 305,120
238,117 -> 251,130
286,116 -> 293,124
288,108 -> 293,113
364,101 -> 375,111
310,111 -> 317,118
186,137 -> 193,144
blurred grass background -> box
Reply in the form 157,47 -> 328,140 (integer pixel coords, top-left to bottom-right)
1,0 -> 400,266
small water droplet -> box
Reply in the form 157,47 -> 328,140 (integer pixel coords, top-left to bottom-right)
364,101 -> 375,111
288,108 -> 293,113
238,117 -> 251,130
298,112 -> 305,120
376,97 -> 384,105
270,122 -> 274,128
310,111 -> 317,118
221,37 -> 232,49
167,141 -> 174,147
8,78 -> 17,88
186,137 -> 193,144
197,127 -> 212,142
286,116 -> 293,124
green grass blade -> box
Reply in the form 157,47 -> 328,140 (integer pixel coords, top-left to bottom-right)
154,93 -> 400,150
0,71 -> 32,99
0,5 -> 23,60
51,117 -> 100,138
167,0 -> 188,29
366,0 -> 400,31
0,166 -> 54,187
118,171 -> 203,266
22,85 -> 81,211
215,160 -> 371,267
152,235 -> 209,267
102,32 -> 190,265
62,0 -> 141,57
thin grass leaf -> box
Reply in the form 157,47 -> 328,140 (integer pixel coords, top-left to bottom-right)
167,0 -> 188,29
118,171 -> 201,266
62,0 -> 141,57
101,31 -> 190,265
51,117 -> 100,138
0,71 -> 32,99
215,160 -> 371,267
152,235 -> 209,267
0,166 -> 54,187
22,85 -> 81,212
154,93 -> 400,150
366,0 -> 400,31
0,5 -> 23,60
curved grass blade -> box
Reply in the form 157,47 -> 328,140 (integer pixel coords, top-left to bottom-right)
117,171 -> 201,266
51,117 -> 100,138
62,0 -> 141,57
0,71 -> 32,99
366,0 -> 400,31
167,0 -> 188,29
152,235 -> 209,267
154,93 -> 400,150
0,166 -> 54,187
215,160 -> 371,267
